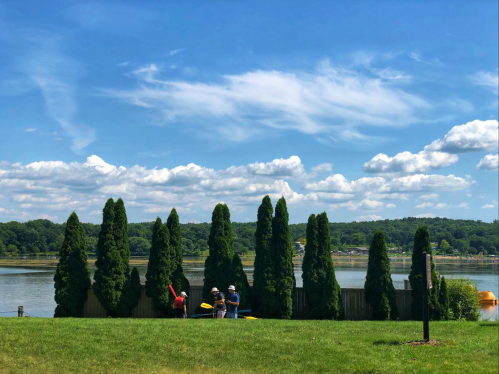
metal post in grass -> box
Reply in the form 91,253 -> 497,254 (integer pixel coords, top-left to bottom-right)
422,252 -> 432,341
18,306 -> 23,317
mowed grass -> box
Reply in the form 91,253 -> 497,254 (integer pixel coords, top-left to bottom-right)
0,319 -> 497,374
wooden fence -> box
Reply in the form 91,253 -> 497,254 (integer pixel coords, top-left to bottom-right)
83,285 -> 412,320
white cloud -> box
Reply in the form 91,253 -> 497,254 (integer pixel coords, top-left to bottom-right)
363,151 -> 458,174
414,213 -> 436,218
355,214 -> 383,222
415,202 -> 434,209
425,120 -> 498,153
419,193 -> 439,200
477,154 -> 498,171
24,128 -> 37,132
19,37 -> 95,153
482,204 -> 495,209
470,71 -> 498,88
311,163 -> 333,174
386,203 -> 396,208
105,60 -> 432,142
363,120 -> 498,174
407,50 -> 443,67
168,49 -> 184,56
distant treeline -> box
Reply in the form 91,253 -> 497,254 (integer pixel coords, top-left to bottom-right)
0,217 -> 497,256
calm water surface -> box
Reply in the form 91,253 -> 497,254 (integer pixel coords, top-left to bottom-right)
1,257 -> 497,319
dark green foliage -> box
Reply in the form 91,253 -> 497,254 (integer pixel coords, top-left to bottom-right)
116,267 -> 142,317
167,209 -> 190,299
145,218 -> 172,316
94,199 -> 124,315
409,225 -> 442,321
230,253 -> 253,309
317,213 -> 343,320
202,204 -> 234,304
253,196 -> 275,318
302,214 -> 320,318
201,204 -> 252,310
54,212 -> 91,317
364,230 -> 398,320
438,277 -> 450,321
272,197 -> 296,319
446,277 -> 481,321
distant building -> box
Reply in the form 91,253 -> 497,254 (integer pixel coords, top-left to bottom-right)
295,241 -> 305,253
351,247 -> 369,255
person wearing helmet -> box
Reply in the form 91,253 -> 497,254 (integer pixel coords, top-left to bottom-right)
211,287 -> 226,318
226,285 -> 240,319
173,291 -> 188,318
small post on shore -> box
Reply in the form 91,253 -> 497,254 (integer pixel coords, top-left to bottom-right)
422,252 -> 432,341
18,306 -> 23,317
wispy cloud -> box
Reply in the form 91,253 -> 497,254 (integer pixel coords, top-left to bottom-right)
408,50 -> 444,67
24,128 -> 36,132
168,49 -> 184,56
470,71 -> 498,88
105,60 -> 433,142
20,36 -> 95,153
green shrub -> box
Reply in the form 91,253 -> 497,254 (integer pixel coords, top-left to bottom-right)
446,277 -> 481,321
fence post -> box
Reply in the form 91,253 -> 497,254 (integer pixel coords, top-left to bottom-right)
18,306 -> 23,317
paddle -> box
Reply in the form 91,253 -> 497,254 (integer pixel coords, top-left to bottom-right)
191,309 -> 253,318
242,316 -> 258,320
200,303 -> 214,309
169,285 -> 177,298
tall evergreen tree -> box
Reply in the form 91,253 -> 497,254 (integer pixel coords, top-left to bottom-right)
94,198 -> 124,315
253,196 -> 275,317
438,276 -> 450,321
167,208 -> 190,308
317,213 -> 343,320
230,253 -> 253,309
302,214 -> 321,318
409,225 -> 440,320
117,267 -> 142,317
54,212 -> 91,317
272,197 -> 296,319
145,218 -> 172,316
114,198 -> 134,316
202,204 -> 233,304
364,230 -> 398,320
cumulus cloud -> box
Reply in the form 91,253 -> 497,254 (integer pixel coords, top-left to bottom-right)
355,214 -> 383,222
414,213 -> 436,218
419,193 -> 439,200
0,154 -> 477,222
477,154 -> 498,171
104,60 -> 432,142
482,204 -> 494,209
363,120 -> 498,174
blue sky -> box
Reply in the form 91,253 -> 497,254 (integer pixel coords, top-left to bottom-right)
0,1 -> 497,224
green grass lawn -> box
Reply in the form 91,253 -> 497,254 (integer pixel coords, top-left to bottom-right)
0,319 -> 497,374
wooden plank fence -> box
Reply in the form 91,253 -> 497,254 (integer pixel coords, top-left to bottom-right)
83,285 -> 412,320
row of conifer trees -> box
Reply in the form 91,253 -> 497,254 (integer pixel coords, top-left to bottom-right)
54,198 -> 191,317
54,195 -> 449,320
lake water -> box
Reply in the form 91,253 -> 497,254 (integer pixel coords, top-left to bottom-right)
1,257 -> 497,319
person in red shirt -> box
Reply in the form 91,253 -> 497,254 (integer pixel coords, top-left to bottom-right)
173,291 -> 188,318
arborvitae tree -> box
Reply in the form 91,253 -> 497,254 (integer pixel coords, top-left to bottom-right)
302,214 -> 321,318
167,208 -> 190,297
202,204 -> 233,305
318,213 -> 343,320
253,196 -> 276,318
145,218 -> 172,316
94,198 -> 124,315
54,212 -> 91,317
438,276 -> 450,321
117,267 -> 142,317
114,198 -> 133,316
364,230 -> 398,320
230,253 -> 253,309
272,197 -> 296,319
409,225 -> 440,320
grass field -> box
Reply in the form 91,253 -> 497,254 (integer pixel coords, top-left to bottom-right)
0,319 -> 497,373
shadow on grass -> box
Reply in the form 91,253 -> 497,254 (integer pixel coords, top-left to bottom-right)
372,340 -> 401,346
479,322 -> 499,327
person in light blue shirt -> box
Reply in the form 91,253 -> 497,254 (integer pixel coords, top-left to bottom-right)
226,285 -> 240,319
